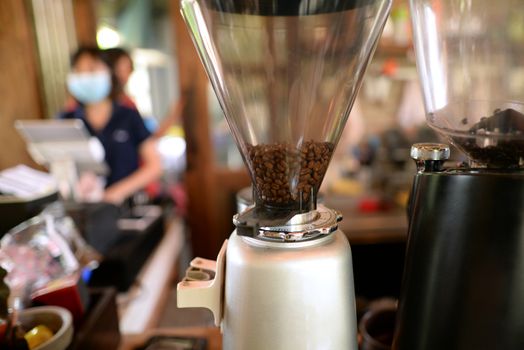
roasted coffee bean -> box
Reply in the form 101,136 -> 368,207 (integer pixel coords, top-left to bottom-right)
247,141 -> 334,208
454,108 -> 524,168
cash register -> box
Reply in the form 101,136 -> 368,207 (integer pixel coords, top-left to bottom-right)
13,119 -> 164,291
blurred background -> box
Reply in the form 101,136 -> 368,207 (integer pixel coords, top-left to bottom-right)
0,0 -> 444,344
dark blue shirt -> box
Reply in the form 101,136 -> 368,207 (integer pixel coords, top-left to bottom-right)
60,104 -> 151,187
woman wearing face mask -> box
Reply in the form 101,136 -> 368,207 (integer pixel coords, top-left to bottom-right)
60,46 -> 162,205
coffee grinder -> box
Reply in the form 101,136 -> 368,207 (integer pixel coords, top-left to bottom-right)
175,1 -> 391,349
393,1 -> 524,349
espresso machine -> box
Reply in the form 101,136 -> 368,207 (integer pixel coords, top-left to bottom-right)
393,1 -> 524,349
175,1 -> 391,349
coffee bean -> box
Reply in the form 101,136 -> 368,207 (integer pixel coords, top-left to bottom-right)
247,141 -> 334,208
454,108 -> 524,168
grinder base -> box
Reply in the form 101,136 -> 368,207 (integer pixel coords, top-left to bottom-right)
394,170 -> 524,350
223,229 -> 358,350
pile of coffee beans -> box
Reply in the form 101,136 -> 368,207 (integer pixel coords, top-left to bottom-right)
247,141 -> 334,208
456,139 -> 524,168
454,108 -> 524,168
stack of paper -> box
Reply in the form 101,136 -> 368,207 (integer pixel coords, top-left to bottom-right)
0,165 -> 57,199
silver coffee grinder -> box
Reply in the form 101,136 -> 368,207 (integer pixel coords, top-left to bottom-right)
175,1 -> 391,349
394,1 -> 524,349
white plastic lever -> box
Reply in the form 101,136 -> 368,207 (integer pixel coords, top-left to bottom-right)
177,240 -> 227,326
189,256 -> 216,271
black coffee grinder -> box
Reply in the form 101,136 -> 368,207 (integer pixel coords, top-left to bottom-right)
393,1 -> 524,349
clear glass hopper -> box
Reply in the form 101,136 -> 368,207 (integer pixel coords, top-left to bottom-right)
180,0 -> 392,238
410,0 -> 524,168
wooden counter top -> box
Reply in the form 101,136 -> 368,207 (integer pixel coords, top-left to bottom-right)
324,195 -> 409,245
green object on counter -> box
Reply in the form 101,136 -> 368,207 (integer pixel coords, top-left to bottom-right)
391,5 -> 408,21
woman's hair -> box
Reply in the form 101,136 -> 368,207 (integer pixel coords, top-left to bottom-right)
104,47 -> 134,72
70,46 -> 121,101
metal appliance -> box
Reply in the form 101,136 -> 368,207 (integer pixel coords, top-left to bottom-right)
393,1 -> 524,349
176,1 -> 391,349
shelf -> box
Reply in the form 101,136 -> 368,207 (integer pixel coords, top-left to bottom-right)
118,217 -> 185,334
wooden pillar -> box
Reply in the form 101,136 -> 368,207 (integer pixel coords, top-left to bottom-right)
72,0 -> 97,46
170,0 -> 222,259
169,1 -> 251,259
0,1 -> 44,169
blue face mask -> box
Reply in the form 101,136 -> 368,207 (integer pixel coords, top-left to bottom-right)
67,71 -> 111,104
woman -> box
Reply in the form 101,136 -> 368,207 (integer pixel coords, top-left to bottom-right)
104,47 -> 137,110
61,46 -> 162,205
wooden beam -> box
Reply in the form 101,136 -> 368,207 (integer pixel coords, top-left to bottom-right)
72,0 -> 97,46
169,2 -> 251,258
170,0 -> 222,259
0,0 -> 43,169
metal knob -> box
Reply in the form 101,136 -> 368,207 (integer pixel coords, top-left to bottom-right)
410,143 -> 450,172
